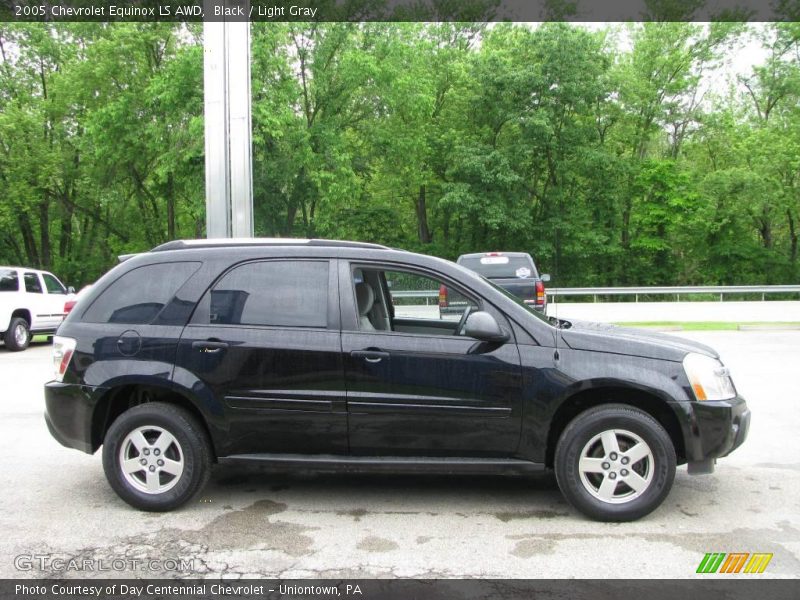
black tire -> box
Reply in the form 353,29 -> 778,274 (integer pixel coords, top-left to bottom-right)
554,404 -> 676,522
4,317 -> 31,351
102,402 -> 211,511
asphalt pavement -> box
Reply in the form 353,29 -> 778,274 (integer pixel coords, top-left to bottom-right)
1,332 -> 798,579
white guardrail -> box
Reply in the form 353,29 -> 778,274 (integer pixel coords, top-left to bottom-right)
392,285 -> 800,303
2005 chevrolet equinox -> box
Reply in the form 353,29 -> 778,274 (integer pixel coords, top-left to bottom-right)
44,239 -> 750,521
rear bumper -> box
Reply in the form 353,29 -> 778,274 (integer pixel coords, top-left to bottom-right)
439,304 -> 468,315
678,395 -> 750,473
442,302 -> 546,314
522,300 -> 547,312
44,381 -> 103,454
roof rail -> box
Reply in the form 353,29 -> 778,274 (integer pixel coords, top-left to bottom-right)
149,238 -> 389,252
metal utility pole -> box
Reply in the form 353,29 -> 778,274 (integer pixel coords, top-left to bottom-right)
203,1 -> 254,238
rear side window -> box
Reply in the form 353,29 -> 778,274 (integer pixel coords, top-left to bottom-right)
24,273 -> 43,293
207,260 -> 328,328
458,255 -> 537,279
82,262 -> 200,325
42,273 -> 66,294
0,269 -> 18,292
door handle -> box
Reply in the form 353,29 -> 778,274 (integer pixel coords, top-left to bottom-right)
351,350 -> 390,363
192,340 -> 229,353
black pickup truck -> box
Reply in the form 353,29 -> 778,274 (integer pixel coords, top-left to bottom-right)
441,252 -> 549,316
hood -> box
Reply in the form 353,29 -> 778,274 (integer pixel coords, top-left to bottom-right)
558,319 -> 719,362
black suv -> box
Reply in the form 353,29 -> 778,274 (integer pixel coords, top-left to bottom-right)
45,239 -> 750,521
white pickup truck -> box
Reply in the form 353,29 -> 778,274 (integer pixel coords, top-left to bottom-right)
0,266 -> 75,351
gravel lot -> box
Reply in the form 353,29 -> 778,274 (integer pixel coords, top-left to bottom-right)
1,331 -> 798,579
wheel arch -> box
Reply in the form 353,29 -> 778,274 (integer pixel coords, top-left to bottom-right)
545,384 -> 686,468
90,383 -> 217,460
10,308 -> 32,325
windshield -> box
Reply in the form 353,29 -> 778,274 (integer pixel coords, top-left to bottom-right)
458,255 -> 538,279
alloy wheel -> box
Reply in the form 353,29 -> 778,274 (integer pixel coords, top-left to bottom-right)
118,425 -> 184,494
578,428 -> 654,504
14,323 -> 28,346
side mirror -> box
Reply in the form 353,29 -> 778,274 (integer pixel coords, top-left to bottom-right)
67,286 -> 76,294
464,311 -> 509,343
540,274 -> 551,283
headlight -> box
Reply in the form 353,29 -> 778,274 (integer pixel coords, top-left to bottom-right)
683,352 -> 736,401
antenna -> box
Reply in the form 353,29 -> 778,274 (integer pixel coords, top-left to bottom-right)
553,217 -> 561,362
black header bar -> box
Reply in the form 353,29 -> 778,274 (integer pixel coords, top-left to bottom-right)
2,579 -> 800,600
0,0 -> 798,23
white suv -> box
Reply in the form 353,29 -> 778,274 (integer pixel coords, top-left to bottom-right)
0,267 -> 74,351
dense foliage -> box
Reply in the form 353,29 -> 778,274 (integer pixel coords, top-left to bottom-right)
1,22 -> 799,287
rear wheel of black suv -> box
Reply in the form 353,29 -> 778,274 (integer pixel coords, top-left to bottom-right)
554,404 -> 676,522
102,402 -> 211,511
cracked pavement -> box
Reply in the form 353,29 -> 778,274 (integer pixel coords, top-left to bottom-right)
1,332 -> 799,579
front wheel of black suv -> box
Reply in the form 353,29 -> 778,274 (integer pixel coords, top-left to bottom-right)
102,402 -> 211,511
554,404 -> 676,522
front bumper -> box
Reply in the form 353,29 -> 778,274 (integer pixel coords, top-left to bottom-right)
678,395 -> 750,473
44,381 -> 103,454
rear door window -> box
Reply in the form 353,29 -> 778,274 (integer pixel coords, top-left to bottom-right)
0,269 -> 18,292
23,273 -> 43,293
204,260 -> 329,328
82,262 -> 201,324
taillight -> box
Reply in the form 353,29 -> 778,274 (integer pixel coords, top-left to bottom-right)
536,280 -> 545,304
63,300 -> 77,315
52,336 -> 77,382
439,284 -> 448,307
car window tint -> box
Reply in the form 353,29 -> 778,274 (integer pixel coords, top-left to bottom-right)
82,262 -> 200,324
209,260 -> 328,328
0,269 -> 18,292
24,273 -> 43,293
383,270 -> 477,323
42,273 -> 67,294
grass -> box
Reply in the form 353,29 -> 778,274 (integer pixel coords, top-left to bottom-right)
617,321 -> 800,330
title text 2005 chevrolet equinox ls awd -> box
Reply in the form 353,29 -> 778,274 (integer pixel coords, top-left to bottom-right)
44,239 -> 750,521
